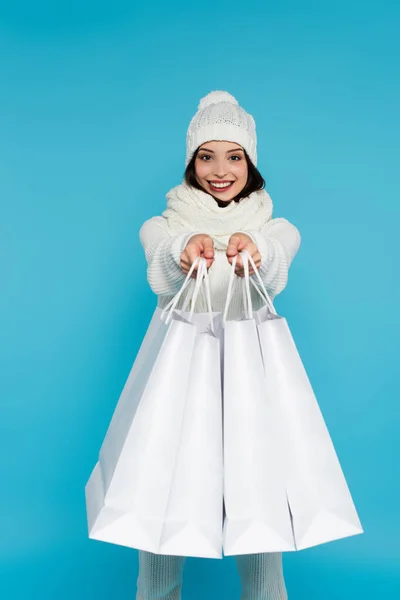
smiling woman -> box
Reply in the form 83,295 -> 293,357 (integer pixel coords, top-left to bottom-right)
133,89 -> 302,600
196,142 -> 248,198
140,89 -> 300,289
184,140 -> 265,205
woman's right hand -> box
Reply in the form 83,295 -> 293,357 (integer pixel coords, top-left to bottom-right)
180,234 -> 215,278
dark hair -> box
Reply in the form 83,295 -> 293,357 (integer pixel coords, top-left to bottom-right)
183,145 -> 266,204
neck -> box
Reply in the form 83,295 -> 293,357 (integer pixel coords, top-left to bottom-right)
214,197 -> 233,208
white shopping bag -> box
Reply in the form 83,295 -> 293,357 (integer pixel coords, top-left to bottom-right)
157,261 -> 224,558
239,250 -> 364,551
222,254 -> 296,556
85,257 -> 224,558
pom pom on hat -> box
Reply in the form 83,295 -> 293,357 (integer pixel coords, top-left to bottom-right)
186,89 -> 258,167
198,90 -> 239,111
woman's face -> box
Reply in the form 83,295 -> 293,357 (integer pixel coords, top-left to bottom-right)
194,140 -> 248,203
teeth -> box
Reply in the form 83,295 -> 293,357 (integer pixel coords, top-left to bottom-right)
209,181 -> 233,188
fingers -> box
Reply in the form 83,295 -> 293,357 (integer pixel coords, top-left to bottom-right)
180,235 -> 215,276
180,245 -> 199,275
180,233 -> 261,279
201,236 -> 214,259
200,237 -> 215,271
227,241 -> 258,263
232,250 -> 262,277
226,234 -> 241,257
186,243 -> 202,265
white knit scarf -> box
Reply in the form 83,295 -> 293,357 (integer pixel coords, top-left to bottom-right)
162,180 -> 273,250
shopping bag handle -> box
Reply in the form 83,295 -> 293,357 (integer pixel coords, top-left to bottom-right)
161,257 -> 215,333
223,250 -> 277,324
161,256 -> 203,323
180,258 -> 215,334
181,260 -> 204,313
181,258 -> 207,318
241,250 -> 277,316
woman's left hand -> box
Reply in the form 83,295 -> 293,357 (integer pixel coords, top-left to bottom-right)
226,232 -> 261,277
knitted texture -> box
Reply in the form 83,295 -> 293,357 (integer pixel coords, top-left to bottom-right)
136,550 -> 288,600
136,552 -> 185,600
186,90 -> 257,166
163,180 -> 273,250
139,182 -> 301,320
236,553 -> 288,600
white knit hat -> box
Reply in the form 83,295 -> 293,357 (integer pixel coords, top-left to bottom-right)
185,90 -> 257,167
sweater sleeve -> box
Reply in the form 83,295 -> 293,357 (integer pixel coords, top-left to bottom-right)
139,216 -> 201,296
240,217 -> 301,299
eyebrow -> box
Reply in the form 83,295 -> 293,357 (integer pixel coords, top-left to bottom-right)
197,147 -> 244,153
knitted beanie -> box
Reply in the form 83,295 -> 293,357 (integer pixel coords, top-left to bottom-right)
185,90 -> 257,167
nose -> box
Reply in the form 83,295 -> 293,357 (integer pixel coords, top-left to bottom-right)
213,163 -> 229,178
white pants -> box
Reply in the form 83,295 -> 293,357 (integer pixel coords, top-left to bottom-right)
136,551 -> 288,600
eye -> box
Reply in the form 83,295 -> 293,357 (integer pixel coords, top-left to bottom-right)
199,154 -> 212,161
229,155 -> 242,161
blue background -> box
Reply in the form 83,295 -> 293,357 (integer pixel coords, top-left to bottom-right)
1,1 -> 399,598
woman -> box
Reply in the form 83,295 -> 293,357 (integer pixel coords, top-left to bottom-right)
138,90 -> 301,600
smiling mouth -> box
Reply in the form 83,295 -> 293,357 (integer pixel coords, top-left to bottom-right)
207,181 -> 235,191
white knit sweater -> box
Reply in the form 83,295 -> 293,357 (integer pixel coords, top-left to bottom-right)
139,181 -> 301,320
